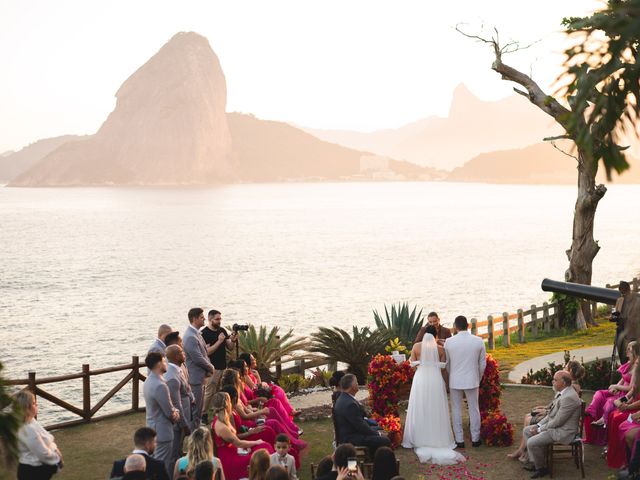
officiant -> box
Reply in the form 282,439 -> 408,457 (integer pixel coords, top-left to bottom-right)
415,312 -> 452,346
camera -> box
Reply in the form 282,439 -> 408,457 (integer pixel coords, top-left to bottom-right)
610,311 -> 625,332
232,323 -> 250,332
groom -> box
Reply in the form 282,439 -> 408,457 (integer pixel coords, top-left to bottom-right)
445,315 -> 487,448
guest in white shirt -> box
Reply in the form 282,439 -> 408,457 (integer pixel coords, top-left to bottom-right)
15,390 -> 62,480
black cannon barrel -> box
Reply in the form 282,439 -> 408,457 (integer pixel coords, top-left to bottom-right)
541,278 -> 620,305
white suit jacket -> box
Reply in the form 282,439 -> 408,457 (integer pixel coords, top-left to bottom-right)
444,330 -> 487,390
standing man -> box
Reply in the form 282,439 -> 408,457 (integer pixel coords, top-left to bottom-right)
201,309 -> 238,423
616,281 -> 640,364
415,312 -> 452,346
149,324 -> 174,355
143,352 -> 179,475
164,345 -> 191,474
183,307 -> 214,429
445,315 -> 487,448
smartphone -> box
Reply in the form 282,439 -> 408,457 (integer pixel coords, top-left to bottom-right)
347,458 -> 357,472
237,447 -> 250,455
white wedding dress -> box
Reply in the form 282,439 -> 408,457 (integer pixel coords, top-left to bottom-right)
401,333 -> 466,465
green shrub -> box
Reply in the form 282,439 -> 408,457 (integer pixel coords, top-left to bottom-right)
373,303 -> 424,348
277,374 -> 310,394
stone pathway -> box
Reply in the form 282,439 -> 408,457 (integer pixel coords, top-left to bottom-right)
288,387 -> 368,410
508,345 -> 613,383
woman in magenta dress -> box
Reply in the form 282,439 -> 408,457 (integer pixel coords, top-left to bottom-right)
238,353 -> 300,417
585,341 -> 639,445
211,392 -> 274,480
607,360 -> 640,469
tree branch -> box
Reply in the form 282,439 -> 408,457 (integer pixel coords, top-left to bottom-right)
550,141 -> 579,161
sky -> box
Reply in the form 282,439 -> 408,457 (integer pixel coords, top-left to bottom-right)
0,0 -> 604,153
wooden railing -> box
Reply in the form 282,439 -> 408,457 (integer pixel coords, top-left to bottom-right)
7,356 -> 146,430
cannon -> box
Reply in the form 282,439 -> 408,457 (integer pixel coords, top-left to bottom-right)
541,278 -> 621,305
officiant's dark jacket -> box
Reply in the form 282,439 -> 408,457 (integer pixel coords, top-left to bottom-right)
333,392 -> 390,453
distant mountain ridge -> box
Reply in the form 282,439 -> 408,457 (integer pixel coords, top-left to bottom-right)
302,84 -> 561,170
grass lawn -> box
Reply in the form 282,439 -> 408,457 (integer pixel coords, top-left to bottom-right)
32,386 -> 615,480
489,323 -> 616,381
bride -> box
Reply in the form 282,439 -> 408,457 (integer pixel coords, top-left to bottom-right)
402,327 -> 465,465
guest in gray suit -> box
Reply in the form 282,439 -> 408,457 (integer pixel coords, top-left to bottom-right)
164,345 -> 192,473
144,351 -> 180,476
183,308 -> 214,429
523,371 -> 581,479
149,324 -> 174,355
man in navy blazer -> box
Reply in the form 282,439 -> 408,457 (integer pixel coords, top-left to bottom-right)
183,307 -> 214,429
333,374 -> 390,456
110,427 -> 170,480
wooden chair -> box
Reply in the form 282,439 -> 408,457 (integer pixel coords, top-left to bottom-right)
546,401 -> 586,478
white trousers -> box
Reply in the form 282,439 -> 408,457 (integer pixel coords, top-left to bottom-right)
450,387 -> 480,443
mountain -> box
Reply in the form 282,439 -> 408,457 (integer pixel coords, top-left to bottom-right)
11,32 -> 233,186
0,135 -> 82,183
302,84 -> 562,170
227,113 -> 438,181
447,142 -> 640,184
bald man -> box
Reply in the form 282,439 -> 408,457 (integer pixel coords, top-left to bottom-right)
123,453 -> 146,480
149,324 -> 173,355
522,371 -> 581,478
164,344 -> 192,471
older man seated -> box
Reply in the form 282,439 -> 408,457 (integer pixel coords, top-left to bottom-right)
121,454 -> 146,480
522,370 -> 581,478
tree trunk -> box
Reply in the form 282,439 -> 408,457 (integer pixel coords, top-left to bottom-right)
564,149 -> 607,327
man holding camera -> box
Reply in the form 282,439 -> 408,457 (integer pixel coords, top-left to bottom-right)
615,281 -> 640,364
201,309 -> 238,423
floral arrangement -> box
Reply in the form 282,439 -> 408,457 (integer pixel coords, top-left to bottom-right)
385,337 -> 408,355
367,354 -> 414,417
478,354 -> 514,446
480,410 -> 514,446
371,413 -> 403,449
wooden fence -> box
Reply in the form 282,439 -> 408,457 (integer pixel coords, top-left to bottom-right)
8,276 -> 638,429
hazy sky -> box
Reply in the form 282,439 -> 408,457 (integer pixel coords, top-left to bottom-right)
0,0 -> 603,152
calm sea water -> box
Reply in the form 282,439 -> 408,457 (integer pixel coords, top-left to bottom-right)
1,182 -> 639,424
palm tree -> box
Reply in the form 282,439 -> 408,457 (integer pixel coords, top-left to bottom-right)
0,362 -> 21,480
373,303 -> 424,348
237,325 -> 308,380
310,326 -> 386,384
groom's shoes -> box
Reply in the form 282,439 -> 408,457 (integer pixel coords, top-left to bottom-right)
455,442 -> 465,449
472,440 -> 481,447
530,468 -> 549,478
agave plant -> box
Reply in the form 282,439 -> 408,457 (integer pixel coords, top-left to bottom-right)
310,326 -> 386,384
373,302 -> 424,348
0,362 -> 21,480
237,325 -> 308,380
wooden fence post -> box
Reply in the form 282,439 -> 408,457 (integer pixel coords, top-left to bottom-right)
82,364 -> 91,421
531,305 -> 538,336
553,303 -> 560,330
275,336 -> 282,379
132,356 -> 140,411
471,318 -> 477,336
543,302 -> 551,333
295,359 -> 305,376
517,309 -> 525,343
487,315 -> 494,350
28,371 -> 36,395
502,312 -> 510,347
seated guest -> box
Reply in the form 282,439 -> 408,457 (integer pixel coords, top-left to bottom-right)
239,352 -> 301,418
249,448 -> 271,480
315,456 -> 333,479
122,454 -> 147,480
372,446 -> 398,480
111,427 -> 169,480
194,460 -> 216,480
333,374 -> 391,456
150,325 -> 174,355
564,360 -> 586,397
266,465 -> 290,480
211,392 -> 274,480
522,371 -> 581,479
316,444 -> 364,480
15,390 -> 63,480
173,427 -> 224,480
270,434 -> 298,480
329,371 -> 346,406
586,341 -> 638,439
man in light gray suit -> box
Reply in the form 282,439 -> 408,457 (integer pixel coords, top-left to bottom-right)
183,307 -> 214,429
164,345 -> 191,473
144,351 -> 180,476
523,370 -> 581,479
148,324 -> 174,355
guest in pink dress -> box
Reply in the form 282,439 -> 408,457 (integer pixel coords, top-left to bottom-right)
584,342 -> 639,445
211,392 -> 273,480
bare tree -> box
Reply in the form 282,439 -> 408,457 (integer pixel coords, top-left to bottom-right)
457,25 -> 609,327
